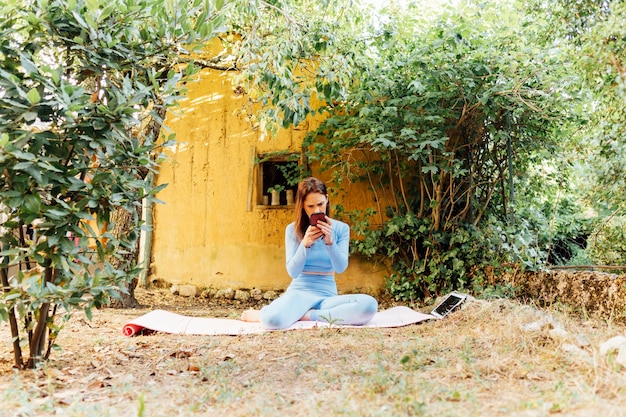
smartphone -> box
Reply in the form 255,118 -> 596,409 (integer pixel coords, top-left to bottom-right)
430,292 -> 467,319
310,212 -> 326,226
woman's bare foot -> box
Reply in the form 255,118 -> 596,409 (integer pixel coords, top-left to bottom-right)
241,309 -> 261,322
300,309 -> 313,321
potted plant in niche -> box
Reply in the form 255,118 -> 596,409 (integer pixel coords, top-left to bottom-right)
267,184 -> 285,206
279,161 -> 301,205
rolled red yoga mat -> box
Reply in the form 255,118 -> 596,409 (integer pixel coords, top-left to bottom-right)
122,323 -> 146,336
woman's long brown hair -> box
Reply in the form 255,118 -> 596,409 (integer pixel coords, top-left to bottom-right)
294,177 -> 330,241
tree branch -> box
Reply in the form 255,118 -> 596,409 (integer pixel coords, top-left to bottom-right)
1,262 -> 24,369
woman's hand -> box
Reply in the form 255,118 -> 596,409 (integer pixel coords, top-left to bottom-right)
303,216 -> 332,247
303,224 -> 324,248
316,216 -> 333,245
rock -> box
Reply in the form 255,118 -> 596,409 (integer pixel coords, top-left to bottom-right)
561,343 -> 592,362
178,285 -> 197,298
617,348 -> 626,368
600,335 -> 626,355
200,288 -> 216,299
150,278 -> 170,289
235,290 -> 250,302
549,326 -> 569,340
600,335 -> 626,368
521,312 -> 567,339
250,288 -> 263,301
215,288 -> 235,300
263,290 -> 278,301
170,284 -> 180,295
520,321 -> 544,332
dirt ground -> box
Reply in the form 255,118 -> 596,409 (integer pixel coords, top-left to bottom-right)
2,287 -> 626,417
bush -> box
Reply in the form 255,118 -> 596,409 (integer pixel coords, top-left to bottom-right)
349,212 -> 516,301
587,216 -> 626,267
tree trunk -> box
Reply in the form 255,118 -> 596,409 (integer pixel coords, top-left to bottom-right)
1,261 -> 24,368
108,206 -> 142,309
107,103 -> 165,309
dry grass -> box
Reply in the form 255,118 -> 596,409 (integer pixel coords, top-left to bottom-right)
2,287 -> 626,417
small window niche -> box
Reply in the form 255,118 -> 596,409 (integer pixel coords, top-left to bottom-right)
258,152 -> 302,207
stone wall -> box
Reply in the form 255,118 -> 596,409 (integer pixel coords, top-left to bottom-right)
498,270 -> 626,323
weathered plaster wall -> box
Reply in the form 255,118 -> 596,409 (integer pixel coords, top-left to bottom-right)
149,62 -> 386,294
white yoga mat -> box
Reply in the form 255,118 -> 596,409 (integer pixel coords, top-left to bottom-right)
122,306 -> 433,336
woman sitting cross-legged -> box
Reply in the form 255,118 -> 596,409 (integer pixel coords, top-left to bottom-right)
241,177 -> 378,330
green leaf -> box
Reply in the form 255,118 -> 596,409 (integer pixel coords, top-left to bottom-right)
26,88 -> 41,105
23,111 -> 38,122
23,194 -> 42,214
19,55 -> 38,75
13,161 -> 34,171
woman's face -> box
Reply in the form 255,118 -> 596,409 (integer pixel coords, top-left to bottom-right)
303,192 -> 328,218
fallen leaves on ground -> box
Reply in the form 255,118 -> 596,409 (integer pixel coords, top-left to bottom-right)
2,286 -> 626,417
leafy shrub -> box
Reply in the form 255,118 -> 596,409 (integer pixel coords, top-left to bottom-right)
348,211 -> 517,301
304,1 -> 574,301
587,216 -> 626,267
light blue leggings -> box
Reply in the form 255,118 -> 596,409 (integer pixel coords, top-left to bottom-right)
260,289 -> 378,330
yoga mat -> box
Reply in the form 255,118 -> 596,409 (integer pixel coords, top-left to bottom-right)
122,306 -> 433,337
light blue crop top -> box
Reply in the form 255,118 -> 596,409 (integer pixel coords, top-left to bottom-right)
284,219 -> 350,278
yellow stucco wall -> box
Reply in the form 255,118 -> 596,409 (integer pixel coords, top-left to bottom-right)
149,64 -> 387,294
